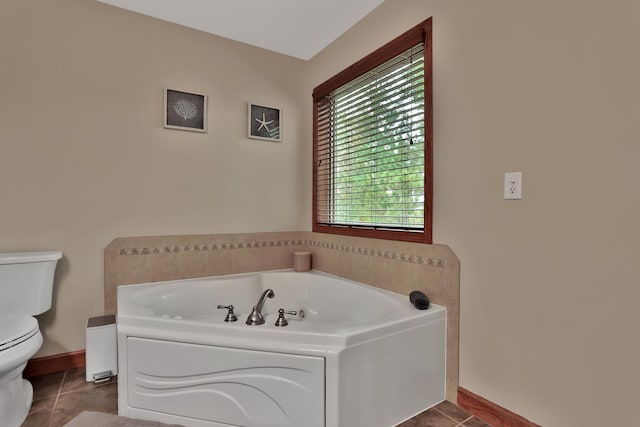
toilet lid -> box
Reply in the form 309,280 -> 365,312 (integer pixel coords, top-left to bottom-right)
0,314 -> 39,351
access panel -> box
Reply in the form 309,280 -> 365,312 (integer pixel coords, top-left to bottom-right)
127,337 -> 325,427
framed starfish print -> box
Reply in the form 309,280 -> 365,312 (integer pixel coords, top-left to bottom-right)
248,103 -> 281,142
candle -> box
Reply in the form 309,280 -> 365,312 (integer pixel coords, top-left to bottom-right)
293,251 -> 311,272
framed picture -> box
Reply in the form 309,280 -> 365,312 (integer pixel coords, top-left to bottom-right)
248,103 -> 281,142
164,89 -> 207,133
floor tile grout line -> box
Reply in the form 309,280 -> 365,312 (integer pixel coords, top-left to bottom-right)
455,417 -> 476,427
461,415 -> 475,424
56,378 -> 117,398
48,369 -> 67,425
434,407 -> 469,425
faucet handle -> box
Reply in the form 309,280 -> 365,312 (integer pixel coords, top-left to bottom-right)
275,308 -> 298,327
217,304 -> 238,322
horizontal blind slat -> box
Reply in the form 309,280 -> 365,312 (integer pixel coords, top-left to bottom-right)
315,41 -> 426,231
330,45 -> 425,98
317,104 -> 425,144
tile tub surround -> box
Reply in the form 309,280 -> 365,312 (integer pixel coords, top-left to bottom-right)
104,231 -> 460,401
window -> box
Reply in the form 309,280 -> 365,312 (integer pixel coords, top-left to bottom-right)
312,19 -> 432,243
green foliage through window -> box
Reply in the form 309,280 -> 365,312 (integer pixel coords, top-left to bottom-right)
316,44 -> 425,230
313,18 -> 432,243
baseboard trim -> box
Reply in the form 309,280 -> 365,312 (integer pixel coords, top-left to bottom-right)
24,349 -> 86,378
458,387 -> 541,427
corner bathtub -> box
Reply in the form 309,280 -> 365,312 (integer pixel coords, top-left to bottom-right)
117,270 -> 446,427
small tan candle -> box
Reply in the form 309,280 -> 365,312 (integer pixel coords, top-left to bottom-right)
293,251 -> 311,272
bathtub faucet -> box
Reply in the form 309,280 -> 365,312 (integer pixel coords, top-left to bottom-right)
246,289 -> 275,325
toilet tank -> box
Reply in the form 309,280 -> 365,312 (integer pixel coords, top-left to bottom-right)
0,251 -> 63,316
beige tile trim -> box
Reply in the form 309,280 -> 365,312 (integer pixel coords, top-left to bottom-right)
118,239 -> 306,255
116,238 -> 447,268
308,240 -> 446,267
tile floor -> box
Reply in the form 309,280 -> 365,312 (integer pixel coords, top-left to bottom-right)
22,368 -> 491,427
23,368 -> 117,427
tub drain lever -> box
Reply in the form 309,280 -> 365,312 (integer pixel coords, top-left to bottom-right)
217,304 -> 238,322
275,309 -> 298,327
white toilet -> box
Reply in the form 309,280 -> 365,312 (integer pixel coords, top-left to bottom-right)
0,251 -> 62,427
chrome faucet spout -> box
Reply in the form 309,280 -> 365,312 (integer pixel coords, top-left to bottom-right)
256,289 -> 275,312
246,289 -> 275,325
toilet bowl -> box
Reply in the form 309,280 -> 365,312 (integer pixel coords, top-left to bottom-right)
0,251 -> 62,427
0,315 -> 43,426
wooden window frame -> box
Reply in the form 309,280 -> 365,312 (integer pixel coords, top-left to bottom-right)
312,18 -> 433,244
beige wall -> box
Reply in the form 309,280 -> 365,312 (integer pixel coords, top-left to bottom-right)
308,1 -> 640,426
4,0 -> 640,425
0,0 -> 309,355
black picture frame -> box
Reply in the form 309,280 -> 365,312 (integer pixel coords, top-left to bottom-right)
164,89 -> 208,133
248,103 -> 281,141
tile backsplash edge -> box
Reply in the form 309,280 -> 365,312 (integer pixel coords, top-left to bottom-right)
114,238 -> 447,268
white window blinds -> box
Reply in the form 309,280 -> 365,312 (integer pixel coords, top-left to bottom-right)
315,43 -> 426,231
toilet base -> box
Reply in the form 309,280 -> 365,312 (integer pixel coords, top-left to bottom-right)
23,378 -> 35,419
0,366 -> 34,427
0,331 -> 42,427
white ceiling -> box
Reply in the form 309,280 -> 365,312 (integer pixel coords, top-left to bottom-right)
96,0 -> 384,60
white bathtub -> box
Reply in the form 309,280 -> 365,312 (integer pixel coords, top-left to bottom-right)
117,270 -> 446,427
